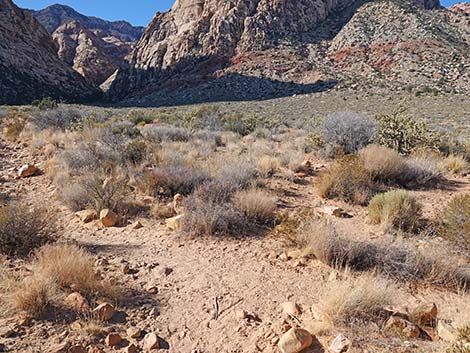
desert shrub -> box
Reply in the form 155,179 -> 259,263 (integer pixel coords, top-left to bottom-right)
2,110 -> 28,141
317,156 -> 376,205
375,108 -> 438,155
441,155 -> 468,175
143,165 -> 209,197
122,139 -> 148,165
318,273 -> 396,325
31,108 -> 83,131
233,188 -> 277,225
223,113 -> 259,136
182,184 -> 250,237
127,110 -> 155,125
142,124 -> 190,143
323,112 -> 377,154
32,97 -> 58,111
35,244 -> 114,297
359,144 -> 407,182
402,157 -> 442,186
110,120 -> 141,138
0,204 -> 57,257
368,190 -> 422,232
59,183 -> 91,211
440,194 -> 470,248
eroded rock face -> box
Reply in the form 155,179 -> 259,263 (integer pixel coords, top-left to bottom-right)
109,0 -> 470,103
0,0 -> 99,104
52,20 -> 132,85
109,0 -> 356,96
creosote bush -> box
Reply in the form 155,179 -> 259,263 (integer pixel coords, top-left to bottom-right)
0,204 -> 57,257
368,190 -> 423,232
323,112 -> 377,154
318,156 -> 375,205
440,194 -> 470,249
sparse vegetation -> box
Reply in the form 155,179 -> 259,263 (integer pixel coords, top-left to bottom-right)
368,190 -> 422,232
0,204 -> 57,257
32,97 -> 58,111
360,144 -> 407,182
31,107 -> 83,130
233,188 -> 277,225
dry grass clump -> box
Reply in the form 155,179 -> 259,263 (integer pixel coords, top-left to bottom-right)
359,144 -> 407,181
441,155 -> 468,175
1,271 -> 56,317
142,124 -> 190,143
368,190 -> 422,232
2,109 -> 28,141
317,156 -> 376,205
440,194 -> 470,249
34,244 -> 114,297
233,188 -> 277,225
318,272 -> 396,325
1,244 -> 116,318
0,204 -> 57,257
257,155 -> 281,177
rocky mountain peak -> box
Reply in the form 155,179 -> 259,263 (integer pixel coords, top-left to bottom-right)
0,0 -> 98,104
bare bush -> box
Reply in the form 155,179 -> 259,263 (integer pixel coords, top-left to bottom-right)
0,204 -> 57,257
323,112 -> 377,154
440,194 -> 470,250
402,157 -> 442,186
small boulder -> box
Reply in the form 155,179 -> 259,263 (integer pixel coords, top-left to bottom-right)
92,303 -> 115,321
65,292 -> 90,313
131,221 -> 143,229
166,214 -> 184,231
329,334 -> 351,353
127,327 -> 142,339
234,309 -> 248,320
75,210 -> 98,223
100,209 -> 120,227
410,303 -> 438,327
124,343 -> 138,353
437,320 -> 458,342
280,302 -> 301,318
105,332 -> 122,347
18,164 -> 40,178
384,316 -> 420,339
143,332 -> 160,350
278,328 -> 313,353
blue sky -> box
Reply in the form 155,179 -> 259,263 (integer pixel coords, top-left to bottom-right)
14,0 -> 467,26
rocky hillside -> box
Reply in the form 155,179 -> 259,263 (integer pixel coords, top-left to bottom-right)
30,4 -> 143,87
108,0 -> 470,103
32,4 -> 143,42
0,0 -> 98,105
52,20 -> 132,86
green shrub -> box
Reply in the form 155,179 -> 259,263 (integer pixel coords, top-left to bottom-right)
318,156 -> 375,205
0,204 -> 57,257
368,190 -> 422,232
375,108 -> 438,155
32,97 -> 58,111
440,194 -> 470,248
